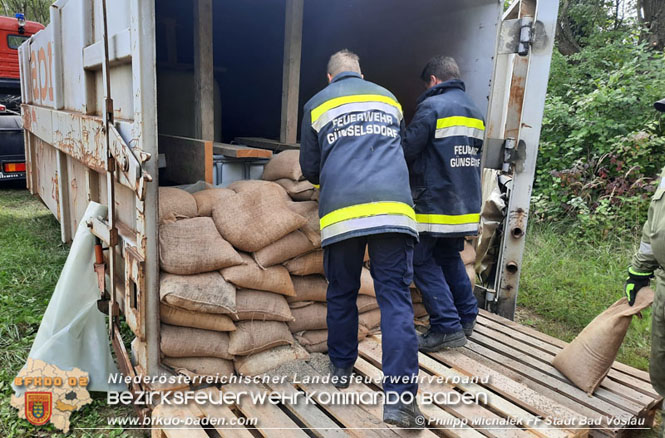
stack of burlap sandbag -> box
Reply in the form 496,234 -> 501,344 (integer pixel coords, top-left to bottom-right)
158,183 -> 310,378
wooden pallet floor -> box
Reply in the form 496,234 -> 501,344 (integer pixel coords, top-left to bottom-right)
152,310 -> 662,438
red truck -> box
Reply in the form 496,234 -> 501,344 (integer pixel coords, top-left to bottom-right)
0,13 -> 43,181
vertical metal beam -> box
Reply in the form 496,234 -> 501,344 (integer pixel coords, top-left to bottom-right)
50,3 -> 64,110
130,0 -> 160,376
193,0 -> 214,141
494,0 -> 559,319
81,0 -> 95,114
56,150 -> 71,242
280,0 -> 304,144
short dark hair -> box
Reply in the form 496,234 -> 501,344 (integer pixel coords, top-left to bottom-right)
420,56 -> 461,83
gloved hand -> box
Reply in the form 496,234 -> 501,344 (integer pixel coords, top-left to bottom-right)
624,268 -> 653,306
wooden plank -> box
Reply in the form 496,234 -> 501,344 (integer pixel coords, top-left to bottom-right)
280,0 -> 304,144
152,404 -> 209,438
213,143 -> 273,159
475,316 -> 659,399
427,349 -> 587,438
458,347 -> 620,438
462,339 -> 636,420
471,323 -> 656,408
194,387 -> 258,438
337,376 -> 441,438
159,134 -> 212,184
293,363 -> 403,438
361,337 -> 571,438
479,311 -> 653,383
353,356 -> 512,438
356,341 -> 535,438
262,382 -> 350,438
235,136 -> 300,151
193,0 -> 215,141
223,383 -> 310,438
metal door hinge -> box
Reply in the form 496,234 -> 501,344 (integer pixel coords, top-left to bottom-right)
498,17 -> 545,56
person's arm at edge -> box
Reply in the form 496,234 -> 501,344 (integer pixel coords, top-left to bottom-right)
299,108 -> 321,186
402,102 -> 435,164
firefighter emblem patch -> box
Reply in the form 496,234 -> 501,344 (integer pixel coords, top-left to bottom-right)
25,392 -> 52,426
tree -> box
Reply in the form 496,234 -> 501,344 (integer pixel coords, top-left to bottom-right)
0,0 -> 51,25
637,0 -> 665,51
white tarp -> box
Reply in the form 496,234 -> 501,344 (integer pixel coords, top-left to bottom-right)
14,202 -> 125,394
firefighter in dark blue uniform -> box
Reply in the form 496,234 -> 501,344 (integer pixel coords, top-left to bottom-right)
403,56 -> 482,351
300,50 -> 424,427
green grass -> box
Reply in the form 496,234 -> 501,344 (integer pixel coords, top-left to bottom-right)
518,222 -> 651,370
0,183 -> 135,438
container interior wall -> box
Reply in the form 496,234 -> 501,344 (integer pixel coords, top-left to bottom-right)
300,0 -> 502,122
154,0 -> 500,165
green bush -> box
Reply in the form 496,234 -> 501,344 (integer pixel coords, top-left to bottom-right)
533,37 -> 665,238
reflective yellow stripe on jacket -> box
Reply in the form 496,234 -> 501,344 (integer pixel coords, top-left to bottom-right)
434,116 -> 485,140
310,94 -> 403,132
320,201 -> 417,242
415,212 -> 480,234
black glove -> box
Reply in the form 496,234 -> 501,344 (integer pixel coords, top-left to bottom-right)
624,268 -> 653,306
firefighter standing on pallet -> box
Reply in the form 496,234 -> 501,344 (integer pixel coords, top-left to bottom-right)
403,56 -> 483,351
624,98 -> 665,424
299,50 -> 424,427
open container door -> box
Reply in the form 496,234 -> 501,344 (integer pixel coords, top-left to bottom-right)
480,0 -> 560,320
18,0 -> 161,388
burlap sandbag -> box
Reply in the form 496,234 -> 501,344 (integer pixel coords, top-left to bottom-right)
357,295 -> 379,313
160,272 -> 236,314
229,321 -> 294,356
159,217 -> 243,274
193,188 -> 235,217
359,308 -> 381,331
295,329 -> 367,353
254,230 -> 316,268
552,288 -> 655,394
413,303 -> 429,318
261,150 -> 303,181
289,300 -> 314,309
160,303 -> 236,332
275,179 -> 316,201
411,288 -> 423,304
221,253 -> 295,296
159,187 -> 197,224
288,303 -> 327,332
212,187 -> 307,252
288,275 -> 328,302
284,250 -> 324,276
359,268 -> 375,296
287,201 -> 321,246
160,324 -> 232,360
162,357 -> 234,379
235,289 -> 294,322
227,179 -> 291,202
234,343 -> 310,376
466,264 -> 476,286
460,240 -> 476,265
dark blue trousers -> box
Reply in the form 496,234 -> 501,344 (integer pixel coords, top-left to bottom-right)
413,236 -> 478,334
324,233 -> 419,395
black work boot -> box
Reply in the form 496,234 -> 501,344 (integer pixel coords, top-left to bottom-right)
383,398 -> 426,428
418,329 -> 467,352
462,319 -> 476,338
329,362 -> 354,389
